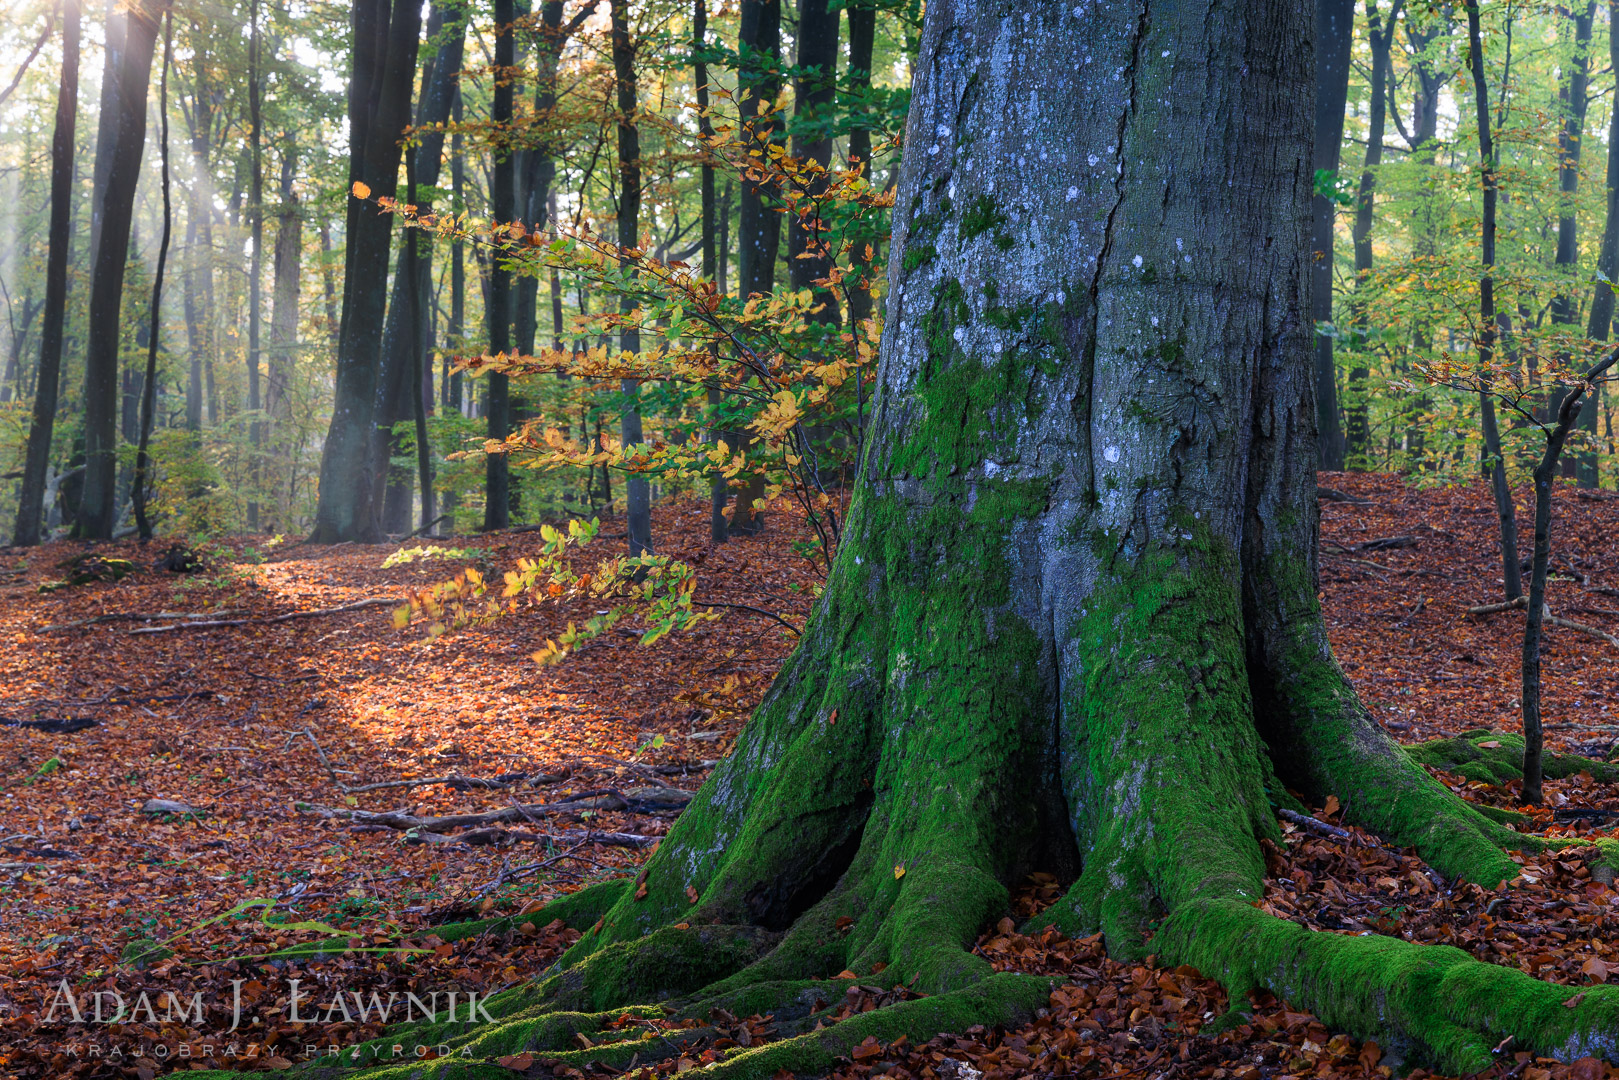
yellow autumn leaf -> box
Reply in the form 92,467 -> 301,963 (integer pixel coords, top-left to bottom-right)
352,181 -> 371,199
894,865 -> 906,880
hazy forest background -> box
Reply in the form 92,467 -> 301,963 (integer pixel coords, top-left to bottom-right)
0,0 -> 1613,547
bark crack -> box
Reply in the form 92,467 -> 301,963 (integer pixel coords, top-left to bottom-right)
1080,0 -> 1151,511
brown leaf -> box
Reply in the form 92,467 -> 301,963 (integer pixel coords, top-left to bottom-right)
497,1053 -> 535,1071
1570,1058 -> 1605,1080
1358,1041 -> 1382,1070
1582,957 -> 1609,983
851,1036 -> 883,1061
1565,991 -> 1589,1009
686,885 -> 700,903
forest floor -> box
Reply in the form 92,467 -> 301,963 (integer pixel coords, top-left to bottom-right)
2,473 -> 1618,1080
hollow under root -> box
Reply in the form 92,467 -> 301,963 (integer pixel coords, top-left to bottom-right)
1159,897 -> 1619,1074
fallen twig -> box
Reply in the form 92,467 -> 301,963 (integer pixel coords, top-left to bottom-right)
1468,596 -> 1529,615
409,827 -> 655,849
300,788 -> 691,831
338,772 -> 563,795
1546,614 -> 1619,648
1277,808 -> 1353,841
39,611 -> 248,632
129,597 -> 403,634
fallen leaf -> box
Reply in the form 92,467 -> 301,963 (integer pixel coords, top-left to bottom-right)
1565,990 -> 1588,1009
686,885 -> 700,903
1570,1058 -> 1605,1080
852,1036 -> 883,1061
497,1053 -> 535,1071
1583,957 -> 1610,983
894,864 -> 906,879
1322,794 -> 1341,818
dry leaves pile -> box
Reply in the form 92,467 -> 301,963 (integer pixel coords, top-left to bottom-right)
1,474 -> 1618,1080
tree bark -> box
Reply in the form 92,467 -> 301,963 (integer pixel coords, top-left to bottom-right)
78,0 -> 167,539
377,1 -> 464,534
12,0 -> 79,548
1344,0 -> 1400,469
786,0 -> 840,317
246,0 -> 264,531
132,8 -> 172,541
1312,0 -> 1353,472
1581,2 -> 1619,486
1553,4 -> 1595,481
308,0 -> 423,542
611,0 -> 652,559
483,0 -> 516,531
267,145 -> 300,424
1465,1 -> 1524,600
726,0 -> 784,535
344,5 -> 1619,1072
844,0 -> 877,329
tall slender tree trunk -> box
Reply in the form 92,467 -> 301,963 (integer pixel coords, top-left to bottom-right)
1312,0 -> 1353,472
1465,1 -> 1524,600
694,0 -> 729,544
726,0 -> 783,536
1551,3 -> 1596,481
786,0 -> 839,316
844,0 -> 877,329
309,0 -> 423,543
377,1 -> 465,534
13,0 -> 79,548
246,0 -> 264,530
483,0 -> 516,531
1344,0 -> 1400,469
1588,0 -> 1619,463
267,146 -> 299,424
736,0 -> 782,301
611,0 -> 652,558
78,0 -> 167,539
132,8 -> 172,541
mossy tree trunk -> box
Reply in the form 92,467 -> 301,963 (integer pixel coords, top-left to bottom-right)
292,3 -> 1619,1076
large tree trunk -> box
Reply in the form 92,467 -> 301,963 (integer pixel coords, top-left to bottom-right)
1311,0 -> 1352,473
323,3 -> 1619,1076
78,0 -> 166,539
308,0 -> 423,543
12,0 -> 79,548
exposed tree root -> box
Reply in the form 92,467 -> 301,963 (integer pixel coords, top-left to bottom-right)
1159,898 -> 1619,1074
1405,729 -> 1619,788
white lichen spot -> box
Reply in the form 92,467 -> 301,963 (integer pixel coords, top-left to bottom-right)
935,123 -> 951,137
1151,315 -> 1159,327
1161,50 -> 1170,57
1175,237 -> 1184,251
1067,186 -> 1079,201
1180,532 -> 1194,541
928,144 -> 940,156
1055,290 -> 1065,304
1087,153 -> 1099,167
953,326 -> 965,342
1132,255 -> 1143,268
1104,446 -> 1120,463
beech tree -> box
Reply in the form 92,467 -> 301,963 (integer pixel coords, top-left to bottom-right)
296,2 -> 1619,1074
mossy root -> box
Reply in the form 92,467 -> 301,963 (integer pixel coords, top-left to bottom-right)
1159,897 -> 1619,1074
